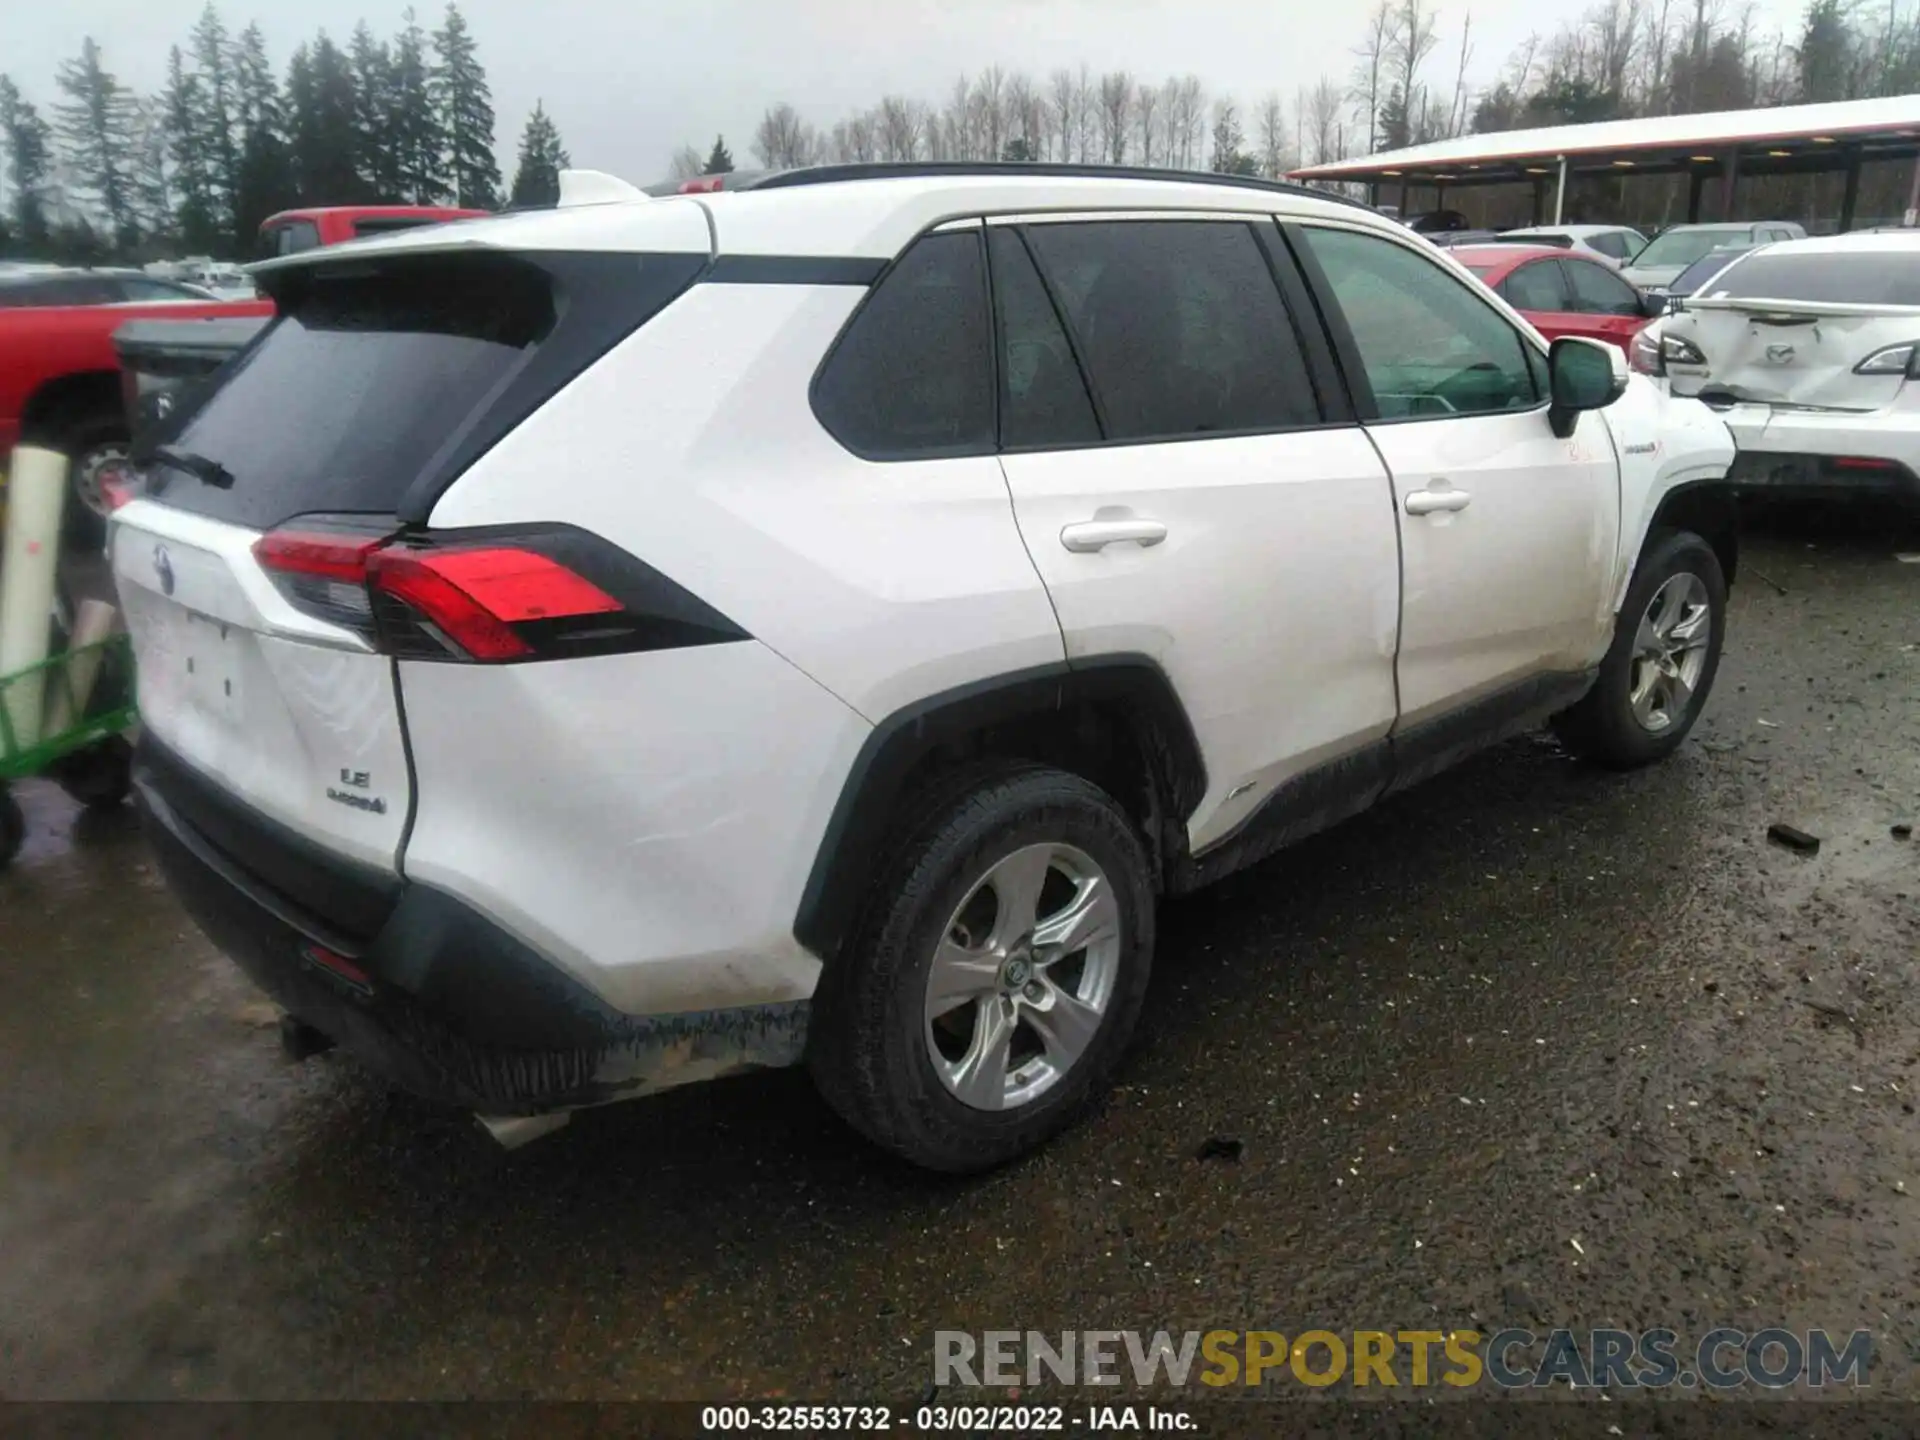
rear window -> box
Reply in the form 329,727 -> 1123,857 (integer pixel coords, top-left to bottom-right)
258,221 -> 321,260
1707,251 -> 1920,306
146,250 -> 705,528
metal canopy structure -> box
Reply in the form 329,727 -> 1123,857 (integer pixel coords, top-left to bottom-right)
1288,95 -> 1920,231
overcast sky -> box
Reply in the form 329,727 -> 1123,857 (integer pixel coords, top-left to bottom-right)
9,0 -> 1805,181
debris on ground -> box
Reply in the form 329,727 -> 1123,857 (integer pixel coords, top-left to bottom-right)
1194,1137 -> 1244,1163
1894,823 -> 1914,840
1768,823 -> 1822,854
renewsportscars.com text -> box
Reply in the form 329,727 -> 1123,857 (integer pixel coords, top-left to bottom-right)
934,1328 -> 1872,1390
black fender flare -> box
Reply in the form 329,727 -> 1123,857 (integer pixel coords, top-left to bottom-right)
793,656 -> 1206,964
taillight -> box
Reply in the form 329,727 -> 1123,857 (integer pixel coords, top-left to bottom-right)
1853,342 -> 1919,377
252,523 -> 691,664
679,177 -> 726,193
1629,328 -> 1665,377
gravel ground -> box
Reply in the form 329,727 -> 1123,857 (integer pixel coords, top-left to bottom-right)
2,511 -> 1916,1416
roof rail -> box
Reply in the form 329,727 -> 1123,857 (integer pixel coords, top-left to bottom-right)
742,161 -> 1375,211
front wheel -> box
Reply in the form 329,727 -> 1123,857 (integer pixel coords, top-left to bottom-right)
1553,528 -> 1727,769
808,763 -> 1156,1173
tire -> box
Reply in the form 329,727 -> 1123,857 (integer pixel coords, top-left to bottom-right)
0,787 -> 23,871
1553,528 -> 1727,769
53,737 -> 132,810
52,412 -> 130,551
808,762 -> 1156,1173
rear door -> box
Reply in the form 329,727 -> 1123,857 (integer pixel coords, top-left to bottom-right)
992,214 -> 1402,851
113,227 -> 713,870
1499,258 -> 1582,340
1561,258 -> 1651,351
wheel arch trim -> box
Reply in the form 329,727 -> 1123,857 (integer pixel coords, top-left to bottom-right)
792,656 -> 1206,965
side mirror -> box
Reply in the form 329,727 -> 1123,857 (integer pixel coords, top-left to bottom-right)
1548,336 -> 1628,438
1640,291 -> 1668,319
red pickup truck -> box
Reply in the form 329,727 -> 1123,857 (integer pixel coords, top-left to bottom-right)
3,205 -> 487,541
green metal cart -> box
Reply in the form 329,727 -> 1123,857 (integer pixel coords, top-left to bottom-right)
0,633 -> 138,869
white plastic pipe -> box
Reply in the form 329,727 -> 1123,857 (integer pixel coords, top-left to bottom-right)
42,598 -> 117,738
0,446 -> 68,752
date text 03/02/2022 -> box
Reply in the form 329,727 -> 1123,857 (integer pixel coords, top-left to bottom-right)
699,1404 -> 1195,1432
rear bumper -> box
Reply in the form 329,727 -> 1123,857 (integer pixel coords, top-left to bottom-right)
136,735 -> 807,1115
1706,402 -> 1920,500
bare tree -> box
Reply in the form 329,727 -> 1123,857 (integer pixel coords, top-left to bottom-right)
1097,71 -> 1133,163
1256,91 -> 1289,178
1448,13 -> 1475,137
1305,77 -> 1347,166
1351,1 -> 1402,153
974,65 -> 1007,160
668,144 -> 704,180
1048,68 -> 1077,162
1392,0 -> 1442,142
1074,65 -> 1099,164
1132,80 -> 1161,166
751,102 -> 818,170
877,95 -> 921,162
1165,75 -> 1206,169
1004,72 -> 1043,160
834,113 -> 878,163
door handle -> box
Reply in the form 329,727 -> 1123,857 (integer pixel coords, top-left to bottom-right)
1060,518 -> 1168,552
1404,483 -> 1473,516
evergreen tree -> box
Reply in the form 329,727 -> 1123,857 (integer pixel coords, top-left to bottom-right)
703,135 -> 735,174
432,4 -> 499,208
391,8 -> 448,203
350,22 -> 402,200
1798,0 -> 1857,104
0,76 -> 55,248
163,46 -> 222,254
190,3 -> 240,241
54,37 -> 139,249
507,100 -> 568,207
232,22 -> 295,248
287,34 -> 365,205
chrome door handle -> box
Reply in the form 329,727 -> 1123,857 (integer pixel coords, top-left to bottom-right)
1059,518 -> 1168,553
1405,484 -> 1473,516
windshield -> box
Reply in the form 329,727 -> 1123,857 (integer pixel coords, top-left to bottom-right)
1633,229 -> 1748,269
1708,250 -> 1920,306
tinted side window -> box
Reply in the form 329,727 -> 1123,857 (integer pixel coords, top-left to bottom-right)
118,277 -> 194,302
1298,225 -> 1541,420
1565,259 -> 1642,316
259,220 -> 321,260
1588,232 -> 1627,260
1023,220 -> 1319,441
1501,260 -> 1570,312
814,231 -> 993,460
987,228 -> 1099,450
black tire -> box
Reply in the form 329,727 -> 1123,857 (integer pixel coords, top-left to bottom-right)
807,762 -> 1156,1173
51,412 -> 129,551
0,787 -> 23,871
1553,528 -> 1727,769
53,737 -> 132,810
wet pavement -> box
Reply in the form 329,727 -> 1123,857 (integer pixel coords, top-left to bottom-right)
2,512 -> 1917,1404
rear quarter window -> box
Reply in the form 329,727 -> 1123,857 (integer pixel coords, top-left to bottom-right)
812,231 -> 995,460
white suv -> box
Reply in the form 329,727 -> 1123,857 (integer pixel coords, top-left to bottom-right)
112,165 -> 1737,1171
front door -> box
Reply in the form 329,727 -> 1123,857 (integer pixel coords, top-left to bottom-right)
1291,224 -> 1620,740
990,215 -> 1403,852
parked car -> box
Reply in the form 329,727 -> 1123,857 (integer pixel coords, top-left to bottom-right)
256,203 -> 491,258
112,163 -> 1737,1172
1648,241 -> 1765,312
0,267 -> 220,307
0,288 -> 272,542
1453,244 -> 1663,352
1621,221 -> 1806,292
1496,224 -> 1650,266
1423,229 -> 1505,250
1406,208 -> 1474,234
1651,231 -> 1920,504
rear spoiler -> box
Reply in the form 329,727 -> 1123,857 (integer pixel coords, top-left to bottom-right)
1685,296 -> 1920,317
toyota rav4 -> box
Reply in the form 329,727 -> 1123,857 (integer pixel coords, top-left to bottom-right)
112,164 -> 1738,1171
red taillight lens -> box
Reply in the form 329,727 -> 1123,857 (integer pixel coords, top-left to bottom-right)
679,177 -> 725,193
253,526 -> 629,663
1830,456 -> 1897,471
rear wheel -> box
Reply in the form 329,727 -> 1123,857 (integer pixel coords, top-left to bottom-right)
1553,529 -> 1726,768
48,411 -> 129,550
808,763 -> 1155,1172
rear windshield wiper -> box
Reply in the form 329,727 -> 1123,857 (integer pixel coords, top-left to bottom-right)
148,444 -> 235,490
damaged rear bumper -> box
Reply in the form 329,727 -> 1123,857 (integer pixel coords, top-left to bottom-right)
135,735 -> 807,1116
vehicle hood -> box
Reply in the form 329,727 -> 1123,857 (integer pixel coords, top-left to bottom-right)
1661,297 -> 1920,409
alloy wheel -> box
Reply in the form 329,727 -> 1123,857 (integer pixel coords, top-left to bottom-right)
1629,571 -> 1712,733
